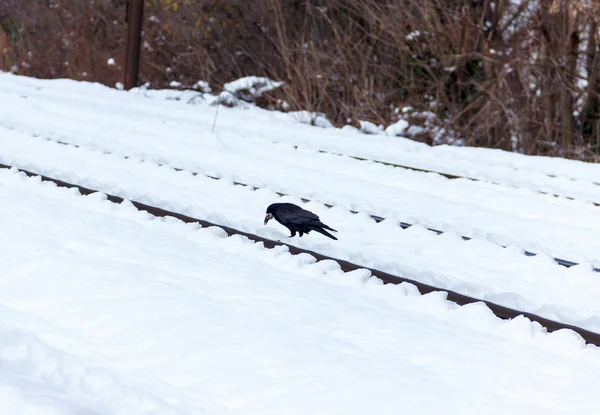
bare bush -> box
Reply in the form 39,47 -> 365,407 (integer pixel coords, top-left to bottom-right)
3,0 -> 600,160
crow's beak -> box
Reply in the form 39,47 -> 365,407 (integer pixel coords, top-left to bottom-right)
264,213 -> 273,225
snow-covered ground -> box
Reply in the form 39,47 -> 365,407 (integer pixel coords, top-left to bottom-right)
2,72 -> 600,413
2,75 -> 600,266
1,167 -> 599,414
3,128 -> 600,333
3,74 -> 600,326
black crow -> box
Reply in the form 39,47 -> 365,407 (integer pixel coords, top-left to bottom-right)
264,203 -> 338,240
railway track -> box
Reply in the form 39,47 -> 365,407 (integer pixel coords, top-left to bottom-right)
3,161 -> 600,346
283,143 -> 600,206
33,134 -> 598,273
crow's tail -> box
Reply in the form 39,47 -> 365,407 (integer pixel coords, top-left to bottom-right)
312,226 -> 338,240
317,221 -> 337,233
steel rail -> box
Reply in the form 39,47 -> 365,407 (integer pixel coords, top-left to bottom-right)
2,162 -> 600,346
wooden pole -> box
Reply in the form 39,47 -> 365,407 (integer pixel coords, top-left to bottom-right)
124,0 -> 144,90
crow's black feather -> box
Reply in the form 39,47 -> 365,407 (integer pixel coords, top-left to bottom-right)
265,203 -> 338,240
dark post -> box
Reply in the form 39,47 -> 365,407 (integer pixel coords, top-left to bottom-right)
124,0 -> 144,90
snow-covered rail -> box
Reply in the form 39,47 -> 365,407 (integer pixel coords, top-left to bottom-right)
4,117 -> 598,266
28,134 -> 595,272
3,161 -> 600,346
284,144 -> 600,206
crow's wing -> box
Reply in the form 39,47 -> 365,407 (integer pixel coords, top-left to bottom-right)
277,203 -> 320,224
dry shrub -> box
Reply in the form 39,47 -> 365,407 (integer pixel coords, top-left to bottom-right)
3,0 -> 600,160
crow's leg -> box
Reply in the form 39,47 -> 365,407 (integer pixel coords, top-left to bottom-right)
299,231 -> 304,237
289,230 -> 296,237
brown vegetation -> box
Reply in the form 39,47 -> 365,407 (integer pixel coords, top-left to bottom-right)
2,0 -> 600,160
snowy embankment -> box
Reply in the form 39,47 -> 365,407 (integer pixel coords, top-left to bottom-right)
0,167 -> 599,415
2,128 -> 600,333
2,72 -> 600,203
1,77 -> 600,267
1,72 -> 600,328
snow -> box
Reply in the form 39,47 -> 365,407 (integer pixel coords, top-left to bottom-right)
385,119 -> 409,136
358,120 -> 384,134
192,80 -> 211,93
4,130 -> 600,331
1,72 -> 600,412
0,167 -> 599,414
3,73 -> 600,327
222,76 -> 283,100
289,110 -> 334,128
